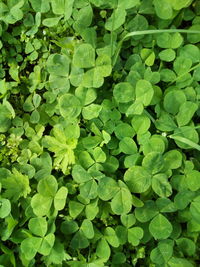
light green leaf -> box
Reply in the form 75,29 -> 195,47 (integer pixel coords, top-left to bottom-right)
176,101 -> 198,126
150,239 -> 174,265
21,237 -> 42,260
128,227 -> 144,246
97,177 -> 119,201
28,217 -> 47,237
69,201 -> 85,219
59,93 -> 82,119
96,238 -> 110,261
31,194 -> 52,216
54,186 -> 68,210
38,233 -> 55,256
73,44 -> 95,68
152,173 -> 172,198
149,214 -> 173,240
82,104 -> 102,120
37,175 -> 58,198
105,8 -> 126,31
0,198 -> 11,218
111,183 -> 132,215
124,166 -> 152,193
81,219 -> 94,239
135,200 -> 159,223
104,227 -> 119,247
113,82 -> 134,103
135,80 -> 154,106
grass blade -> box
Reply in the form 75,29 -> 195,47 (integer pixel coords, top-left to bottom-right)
112,29 -> 200,66
169,135 -> 200,151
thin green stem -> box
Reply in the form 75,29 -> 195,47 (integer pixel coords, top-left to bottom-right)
169,62 -> 200,85
143,109 -> 156,124
110,8 -> 116,58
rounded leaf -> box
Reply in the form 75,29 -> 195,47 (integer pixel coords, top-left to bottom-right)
113,82 -> 134,103
59,93 -> 81,119
124,166 -> 151,193
0,198 -> 11,218
149,214 -> 173,240
28,217 -> 47,237
73,44 -> 95,68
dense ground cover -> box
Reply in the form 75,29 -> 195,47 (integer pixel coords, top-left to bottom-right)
1,0 -> 200,266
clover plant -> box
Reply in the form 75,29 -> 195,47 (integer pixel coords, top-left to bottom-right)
0,0 -> 200,266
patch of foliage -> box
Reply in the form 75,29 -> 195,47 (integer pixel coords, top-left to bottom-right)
1,0 -> 200,266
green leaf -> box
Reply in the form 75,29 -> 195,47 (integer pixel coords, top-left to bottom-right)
152,173 -> 172,198
105,8 -> 126,31
104,227 -> 119,247
153,0 -> 173,20
80,219 -> 94,239
51,0 -> 65,14
82,104 -> 102,120
59,93 -> 82,119
131,114 -> 151,135
97,177 -> 119,201
0,104 -> 12,133
73,44 -> 95,68
69,201 -> 84,219
113,82 -> 134,103
142,152 -> 165,174
168,257 -> 194,267
37,175 -> 58,197
171,0 -> 193,10
38,233 -> 55,256
156,33 -> 183,49
28,217 -> 47,237
163,90 -> 186,115
82,68 -> 104,88
96,238 -> 110,261
176,101 -> 198,126
135,80 -> 154,106
42,16 -> 62,27
119,137 -> 137,154
72,165 -> 92,183
121,214 -> 136,228
114,123 -> 135,140
70,230 -> 89,249
111,182 -> 132,215
31,194 -> 52,216
124,166 -> 152,193
174,190 -> 195,210
79,179 -> 98,199
46,54 -> 69,76
61,219 -> 79,234
128,227 -> 143,246
54,186 -> 68,210
159,49 -> 176,62
21,237 -> 42,260
2,169 -> 31,202
176,238 -> 195,256
190,196 -> 200,224
149,214 -> 173,240
29,0 -> 50,12
163,150 -> 182,169
92,147 -> 106,163
135,200 -> 159,223
73,4 -> 93,32
186,170 -> 200,191
150,239 -> 174,265
171,126 -> 199,150
0,198 -> 11,218
95,54 -> 112,77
